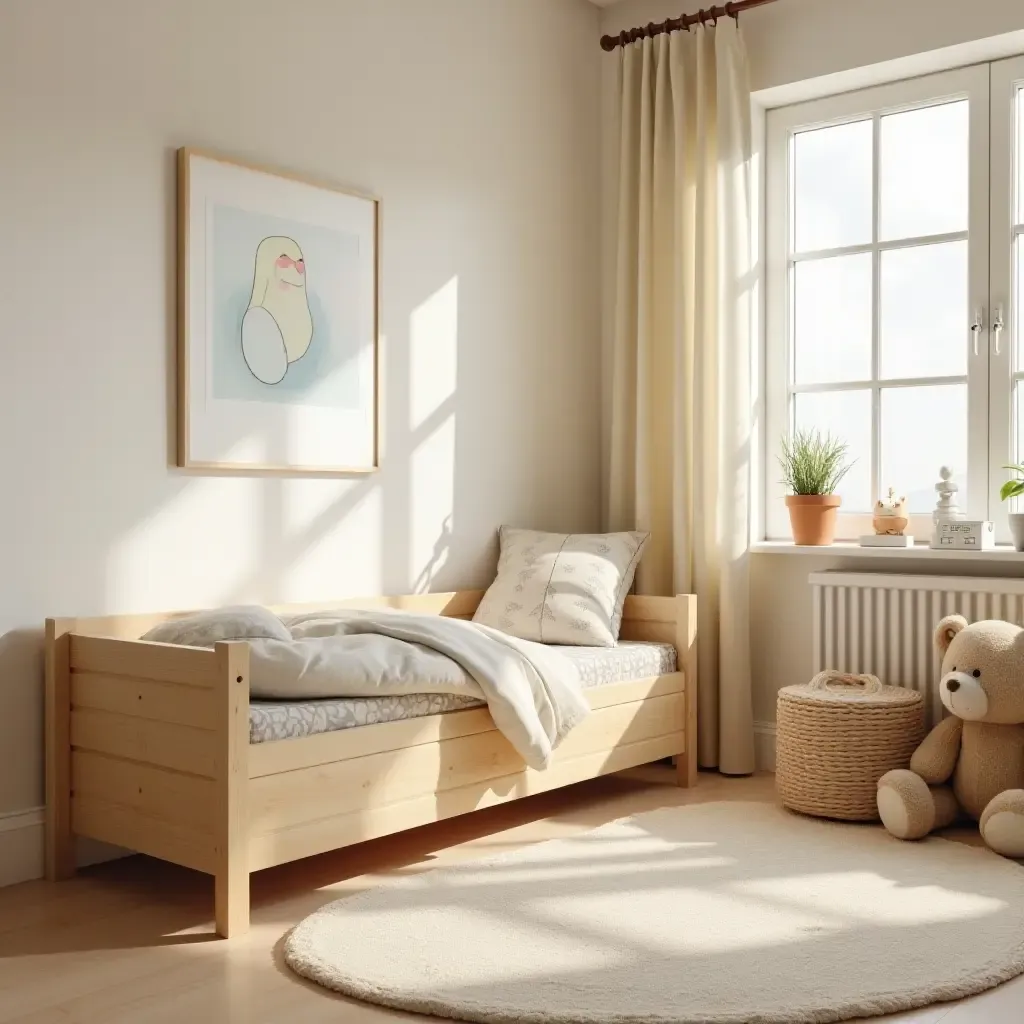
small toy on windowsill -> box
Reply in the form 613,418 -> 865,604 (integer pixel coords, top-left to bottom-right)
929,466 -> 994,550
859,487 -> 914,547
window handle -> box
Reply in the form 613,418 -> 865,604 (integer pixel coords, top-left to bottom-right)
993,305 -> 1005,356
971,308 -> 984,355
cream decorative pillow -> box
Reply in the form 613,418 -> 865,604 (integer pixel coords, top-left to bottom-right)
140,606 -> 292,648
473,528 -> 649,647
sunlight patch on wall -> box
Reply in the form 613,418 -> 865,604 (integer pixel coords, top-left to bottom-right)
411,418 -> 455,591
410,276 -> 458,430
409,276 -> 458,590
106,476 -> 263,611
283,477 -> 356,535
282,485 -> 383,602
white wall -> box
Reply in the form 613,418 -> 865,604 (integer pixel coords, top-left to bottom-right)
600,0 -> 1024,750
0,0 -> 602,877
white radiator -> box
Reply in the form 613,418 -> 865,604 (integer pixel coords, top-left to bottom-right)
809,571 -> 1024,725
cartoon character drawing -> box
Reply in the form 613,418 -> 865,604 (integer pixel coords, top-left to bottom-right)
241,236 -> 313,384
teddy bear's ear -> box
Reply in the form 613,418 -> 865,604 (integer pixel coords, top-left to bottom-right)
934,614 -> 968,654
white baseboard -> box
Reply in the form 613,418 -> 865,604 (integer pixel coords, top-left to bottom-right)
0,807 -> 44,887
753,720 -> 777,772
0,806 -> 128,888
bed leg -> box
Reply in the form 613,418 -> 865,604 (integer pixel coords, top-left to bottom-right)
675,595 -> 699,788
45,620 -> 76,880
674,752 -> 695,788
215,867 -> 250,938
214,641 -> 250,937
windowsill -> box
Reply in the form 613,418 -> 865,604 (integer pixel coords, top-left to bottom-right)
751,540 -> 1024,562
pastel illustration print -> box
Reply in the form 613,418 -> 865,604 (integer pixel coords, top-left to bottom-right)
241,236 -> 314,384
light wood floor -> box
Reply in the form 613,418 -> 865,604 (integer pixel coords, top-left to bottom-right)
1,768 -> 1022,1023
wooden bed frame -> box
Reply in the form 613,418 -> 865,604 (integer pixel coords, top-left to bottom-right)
44,590 -> 697,937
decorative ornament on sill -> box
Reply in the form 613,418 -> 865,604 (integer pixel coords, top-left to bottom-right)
859,487 -> 914,547
929,466 -> 994,550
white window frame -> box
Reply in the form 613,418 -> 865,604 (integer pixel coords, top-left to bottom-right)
989,56 -> 1024,532
765,65 -> 991,541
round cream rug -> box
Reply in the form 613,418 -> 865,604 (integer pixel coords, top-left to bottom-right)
285,802 -> 1024,1023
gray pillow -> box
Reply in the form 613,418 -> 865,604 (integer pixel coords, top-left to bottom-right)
473,528 -> 649,647
140,605 -> 291,648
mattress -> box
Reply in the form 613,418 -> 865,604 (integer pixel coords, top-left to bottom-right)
249,641 -> 677,744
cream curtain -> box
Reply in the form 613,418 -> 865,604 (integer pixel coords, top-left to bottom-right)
608,20 -> 755,775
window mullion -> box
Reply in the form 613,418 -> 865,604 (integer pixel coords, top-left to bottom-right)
871,113 -> 882,510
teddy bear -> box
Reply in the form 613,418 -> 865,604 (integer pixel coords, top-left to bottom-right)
876,614 -> 1024,858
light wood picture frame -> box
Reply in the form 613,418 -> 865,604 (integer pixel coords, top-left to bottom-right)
177,148 -> 380,473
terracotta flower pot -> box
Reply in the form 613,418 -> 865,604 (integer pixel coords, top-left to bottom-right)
786,494 -> 842,546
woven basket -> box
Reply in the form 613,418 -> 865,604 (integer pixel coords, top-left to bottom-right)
776,671 -> 925,821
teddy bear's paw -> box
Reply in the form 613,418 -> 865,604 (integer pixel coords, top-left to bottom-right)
877,769 -> 936,840
980,790 -> 1024,858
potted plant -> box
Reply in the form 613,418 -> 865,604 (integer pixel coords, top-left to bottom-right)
779,430 -> 854,546
1000,465 -> 1024,551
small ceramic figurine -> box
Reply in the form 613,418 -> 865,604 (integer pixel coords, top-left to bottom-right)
932,466 -> 965,527
873,487 -> 909,536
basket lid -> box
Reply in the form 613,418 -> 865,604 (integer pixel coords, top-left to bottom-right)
780,671 -> 922,707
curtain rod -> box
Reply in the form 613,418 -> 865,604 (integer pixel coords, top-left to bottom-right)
599,0 -> 777,51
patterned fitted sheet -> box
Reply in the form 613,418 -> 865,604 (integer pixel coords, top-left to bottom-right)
249,641 -> 677,744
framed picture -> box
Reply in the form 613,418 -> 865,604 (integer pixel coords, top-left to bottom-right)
177,148 -> 379,473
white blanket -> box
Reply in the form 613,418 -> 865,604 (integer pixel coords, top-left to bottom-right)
246,611 -> 590,770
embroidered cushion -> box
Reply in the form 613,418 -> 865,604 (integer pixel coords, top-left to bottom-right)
473,528 -> 649,647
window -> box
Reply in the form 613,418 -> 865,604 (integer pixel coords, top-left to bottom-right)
765,59 -> 1024,542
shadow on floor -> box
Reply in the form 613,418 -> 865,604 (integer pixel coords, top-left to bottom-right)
0,769 -> 683,956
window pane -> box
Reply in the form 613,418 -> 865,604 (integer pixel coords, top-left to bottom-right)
794,253 -> 872,384
1016,235 -> 1024,372
881,384 -> 967,514
1015,385 -> 1024,503
880,241 -> 968,379
1016,87 -> 1024,225
880,101 -> 968,241
794,390 -> 872,512
794,119 -> 873,253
